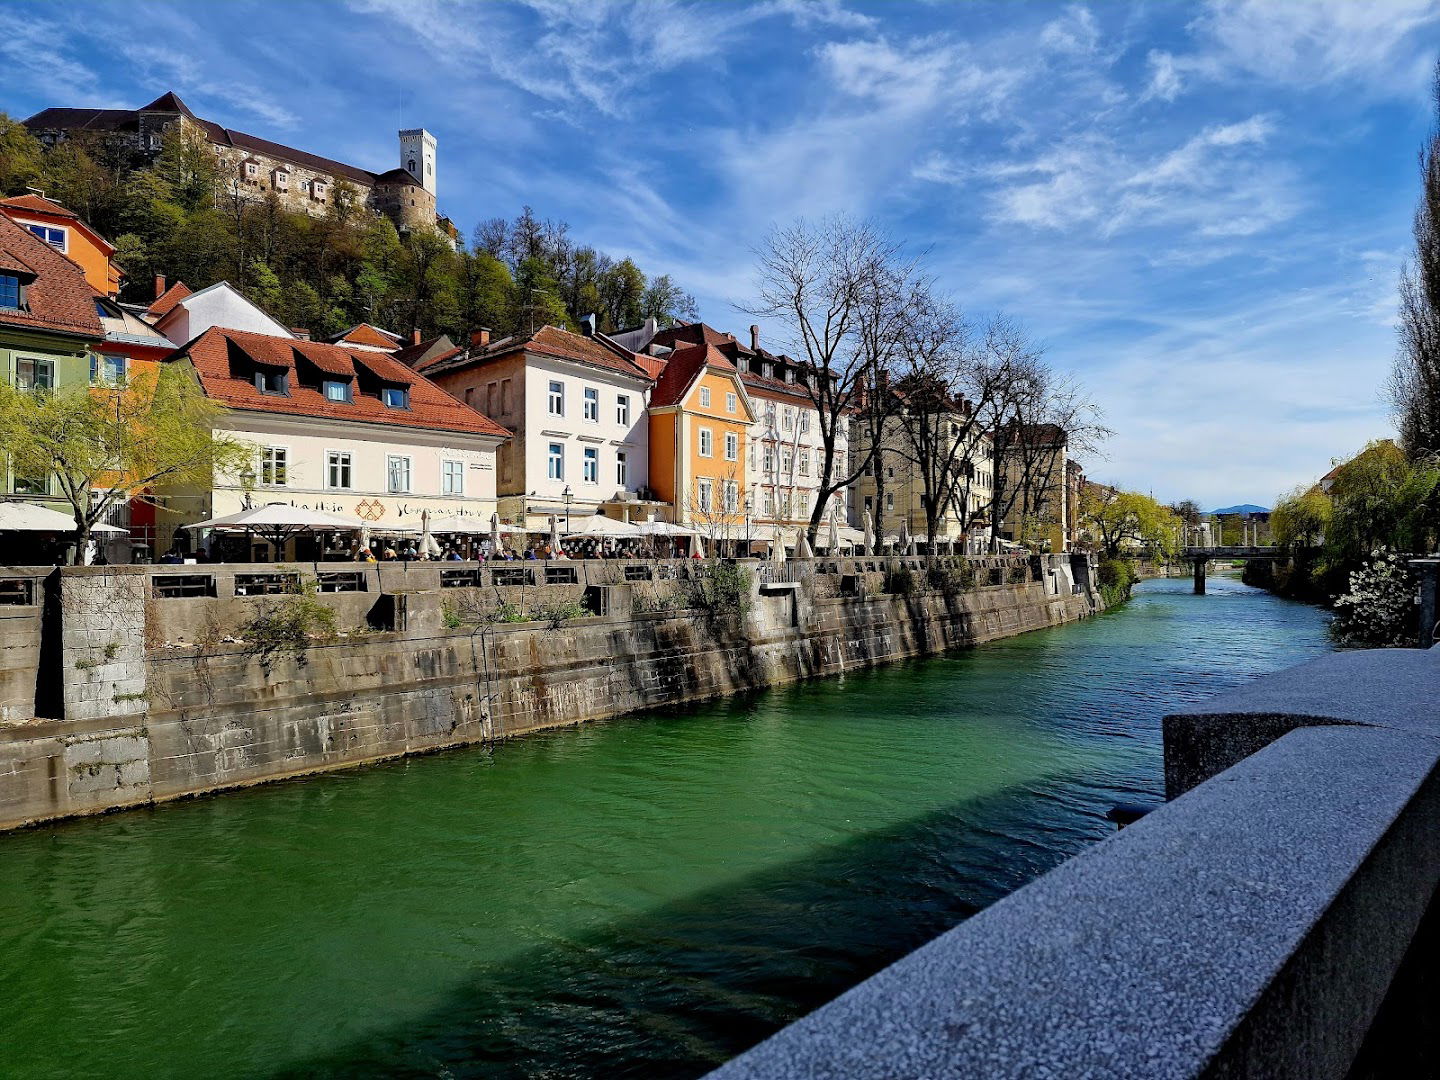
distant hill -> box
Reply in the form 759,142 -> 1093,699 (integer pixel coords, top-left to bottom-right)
1207,504 -> 1269,516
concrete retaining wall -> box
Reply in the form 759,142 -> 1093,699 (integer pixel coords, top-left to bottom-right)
0,554 -> 1098,832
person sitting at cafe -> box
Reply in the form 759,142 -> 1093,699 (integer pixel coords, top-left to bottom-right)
381,545 -> 398,561
446,547 -> 464,562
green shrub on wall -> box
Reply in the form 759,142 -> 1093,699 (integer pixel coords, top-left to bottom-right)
683,562 -> 754,621
241,577 -> 337,673
1096,558 -> 1138,608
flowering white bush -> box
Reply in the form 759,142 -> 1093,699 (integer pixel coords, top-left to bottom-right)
1330,548 -> 1417,647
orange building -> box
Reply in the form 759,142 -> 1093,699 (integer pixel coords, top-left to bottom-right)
647,343 -> 754,539
0,193 -> 122,297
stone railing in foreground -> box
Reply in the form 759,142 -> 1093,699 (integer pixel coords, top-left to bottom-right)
710,646 -> 1440,1080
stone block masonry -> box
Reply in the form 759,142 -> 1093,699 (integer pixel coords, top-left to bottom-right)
0,555 -> 1099,832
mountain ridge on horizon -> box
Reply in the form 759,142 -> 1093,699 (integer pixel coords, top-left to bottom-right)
1207,503 -> 1269,516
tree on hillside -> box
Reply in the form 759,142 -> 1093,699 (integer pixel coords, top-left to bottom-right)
1392,61 -> 1440,458
0,366 -> 250,564
0,113 -> 44,195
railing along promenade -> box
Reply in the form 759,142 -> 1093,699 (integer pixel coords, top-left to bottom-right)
709,644 -> 1440,1079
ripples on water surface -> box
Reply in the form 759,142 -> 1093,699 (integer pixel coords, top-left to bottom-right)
0,574 -> 1331,1079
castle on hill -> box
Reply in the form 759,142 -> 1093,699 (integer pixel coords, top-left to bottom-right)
23,92 -> 458,245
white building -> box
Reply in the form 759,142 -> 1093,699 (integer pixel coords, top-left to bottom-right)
160,326 -> 507,553
139,278 -> 294,345
421,325 -> 657,529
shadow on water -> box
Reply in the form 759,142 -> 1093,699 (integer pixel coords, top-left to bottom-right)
265,771 -> 1110,1080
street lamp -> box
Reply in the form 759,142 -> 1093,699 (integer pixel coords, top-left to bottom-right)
561,485 -> 573,532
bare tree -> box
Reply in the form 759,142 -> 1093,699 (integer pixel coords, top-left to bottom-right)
985,320 -> 1110,552
1392,61 -> 1440,458
746,216 -> 912,547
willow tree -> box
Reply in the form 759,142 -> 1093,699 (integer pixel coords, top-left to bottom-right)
1078,487 -> 1180,561
0,364 -> 250,563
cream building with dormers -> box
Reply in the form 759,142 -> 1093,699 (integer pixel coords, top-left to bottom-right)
420,325 -> 656,529
159,327 -> 507,555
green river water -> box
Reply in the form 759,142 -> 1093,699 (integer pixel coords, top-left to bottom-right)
0,574 -> 1331,1079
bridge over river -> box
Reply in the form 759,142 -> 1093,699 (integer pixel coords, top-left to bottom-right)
1181,545 -> 1285,594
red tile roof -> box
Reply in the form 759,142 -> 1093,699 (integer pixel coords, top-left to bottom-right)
649,343 -> 738,408
178,327 -> 509,439
147,281 -> 192,318
650,322 -> 754,355
0,193 -> 79,220
332,323 -> 402,349
0,215 -> 103,338
426,325 -> 652,381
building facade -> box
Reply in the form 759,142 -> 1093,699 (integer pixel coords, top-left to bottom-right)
0,193 -> 122,297
160,327 -> 507,554
421,325 -> 655,529
24,92 -> 456,242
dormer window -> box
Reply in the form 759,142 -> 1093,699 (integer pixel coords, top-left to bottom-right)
24,224 -> 66,250
0,273 -> 25,310
323,379 -> 352,403
256,368 -> 288,395
382,387 -> 409,409
244,161 -> 258,178
273,168 -> 289,190
312,180 -> 327,200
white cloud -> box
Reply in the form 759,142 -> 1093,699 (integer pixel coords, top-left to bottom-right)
117,42 -> 299,129
1039,5 -> 1101,56
1142,50 -> 1183,102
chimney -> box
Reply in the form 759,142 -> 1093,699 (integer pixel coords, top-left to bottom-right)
154,274 -> 167,299
470,327 -> 491,348
580,313 -> 598,337
750,324 -> 760,351
411,329 -> 422,346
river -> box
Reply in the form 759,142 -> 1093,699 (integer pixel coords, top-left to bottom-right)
0,573 -> 1331,1079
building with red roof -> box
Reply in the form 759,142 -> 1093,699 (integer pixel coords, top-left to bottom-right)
423,324 -> 658,528
159,327 -> 508,555
0,192 -> 122,297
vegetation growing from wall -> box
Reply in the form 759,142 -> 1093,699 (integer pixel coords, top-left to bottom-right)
0,117 -> 698,340
682,562 -> 754,622
240,577 -> 337,673
1096,557 -> 1138,608
1330,550 -> 1418,647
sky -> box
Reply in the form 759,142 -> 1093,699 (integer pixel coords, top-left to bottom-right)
3,0 -> 1438,508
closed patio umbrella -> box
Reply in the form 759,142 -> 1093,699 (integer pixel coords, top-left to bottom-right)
897,518 -> 910,555
771,529 -> 786,567
548,515 -> 561,555
828,516 -> 840,554
862,509 -> 874,556
420,510 -> 441,558
796,528 -> 813,559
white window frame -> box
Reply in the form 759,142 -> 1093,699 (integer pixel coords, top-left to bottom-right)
698,427 -> 713,458
583,386 -> 599,422
616,450 -> 628,487
261,446 -> 288,487
24,223 -> 67,251
699,386 -> 711,408
15,356 -> 55,392
547,442 -> 564,481
724,432 -> 738,462
616,395 -> 630,425
582,446 -> 599,484
697,477 -> 713,512
387,454 -> 412,495
326,450 -> 352,490
91,352 -> 126,386
442,458 -> 464,496
324,379 -> 351,403
726,392 -> 737,414
548,380 -> 564,416
723,480 -> 738,512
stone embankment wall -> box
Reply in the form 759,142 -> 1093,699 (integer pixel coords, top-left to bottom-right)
0,554 -> 1098,832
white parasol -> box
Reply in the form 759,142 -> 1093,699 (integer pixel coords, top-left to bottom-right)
796,528 -> 813,559
0,502 -> 124,533
862,509 -> 874,555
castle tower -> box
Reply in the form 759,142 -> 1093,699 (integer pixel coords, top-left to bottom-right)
398,128 -> 436,197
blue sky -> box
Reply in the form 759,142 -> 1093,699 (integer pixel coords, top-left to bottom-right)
3,0 -> 1437,507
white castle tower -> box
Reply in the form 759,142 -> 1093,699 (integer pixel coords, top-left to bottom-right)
398,128 -> 436,197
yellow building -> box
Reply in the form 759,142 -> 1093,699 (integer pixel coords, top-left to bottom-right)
647,343 -> 754,541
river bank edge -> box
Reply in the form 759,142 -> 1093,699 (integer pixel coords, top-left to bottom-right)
0,555 -> 1101,833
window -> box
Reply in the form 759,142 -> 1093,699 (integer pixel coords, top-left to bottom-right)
90,353 -> 126,385
442,459 -> 464,496
548,442 -> 564,481
783,408 -> 793,431
383,387 -> 409,408
801,414 -> 810,433
781,448 -> 792,474
387,455 -> 412,494
24,224 -> 65,249
273,169 -> 289,190
245,161 -> 258,177
324,379 -> 352,403
697,477 -> 713,512
785,367 -> 796,384
327,451 -> 352,490
616,394 -> 630,425
799,449 -> 810,476
12,473 -> 47,496
723,480 -> 738,512
885,492 -> 895,512
0,274 -> 20,309
763,447 -> 774,472
583,387 -> 599,422
748,443 -> 757,469
800,492 -> 811,513
15,358 -> 53,392
616,450 -> 628,486
724,432 -> 738,461
699,386 -> 711,408
780,491 -> 791,515
256,367 -> 287,395
261,447 -> 288,486
583,447 -> 599,483
726,392 -> 737,414
485,381 -> 497,417
763,491 -> 775,515
698,428 -> 713,457
548,380 -> 564,416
